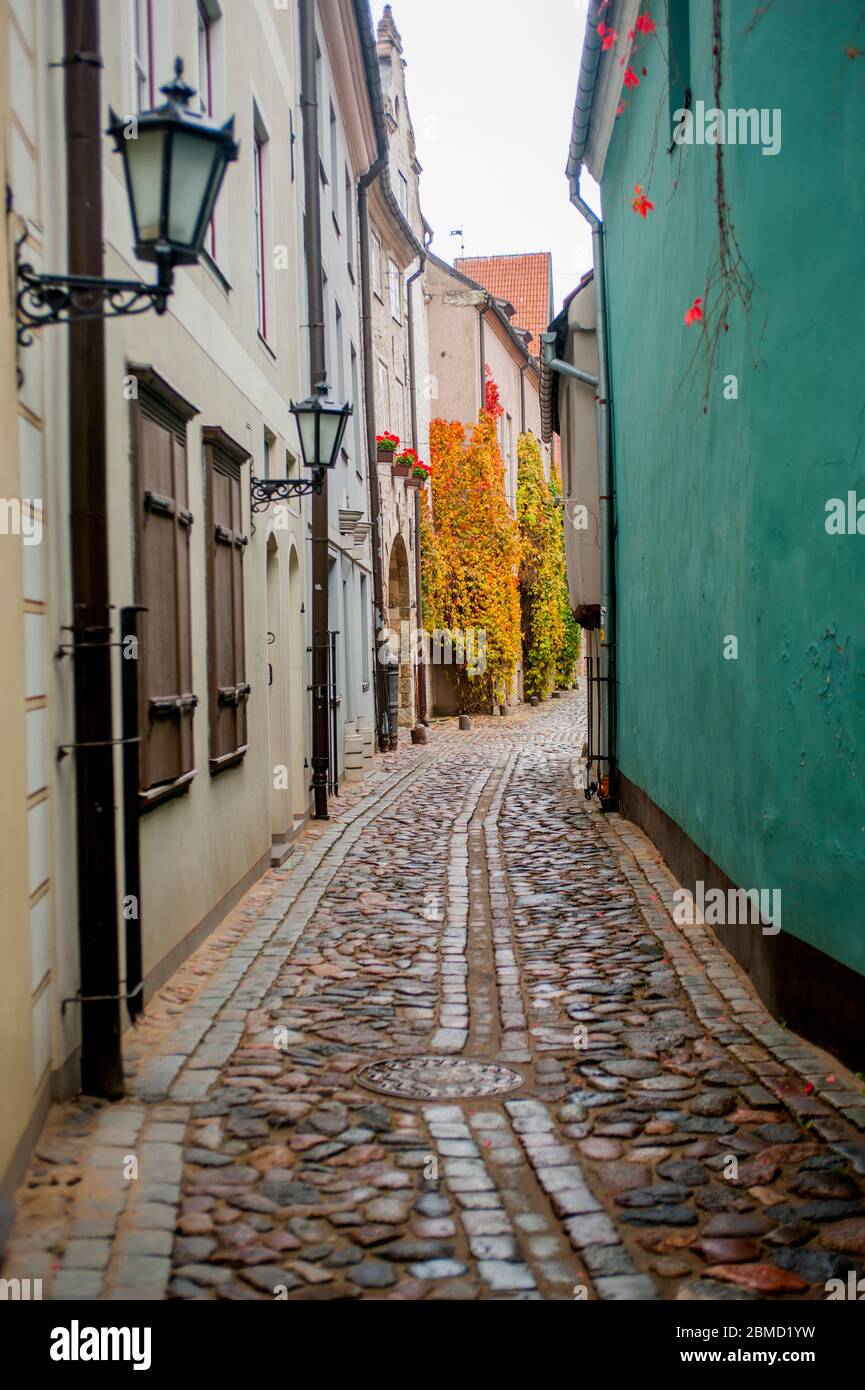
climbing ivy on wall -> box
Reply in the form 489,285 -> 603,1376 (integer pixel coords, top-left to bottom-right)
516,433 -> 579,698
422,410 -> 521,712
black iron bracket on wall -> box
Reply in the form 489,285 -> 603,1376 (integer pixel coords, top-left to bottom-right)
250,470 -> 326,513
16,231 -> 172,348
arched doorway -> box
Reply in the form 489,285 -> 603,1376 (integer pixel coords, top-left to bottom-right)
387,534 -> 414,730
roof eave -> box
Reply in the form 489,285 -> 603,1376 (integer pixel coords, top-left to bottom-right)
567,0 -> 640,186
354,0 -> 426,260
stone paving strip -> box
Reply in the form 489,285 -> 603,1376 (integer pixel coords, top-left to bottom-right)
433,769 -> 490,1054
5,692 -> 865,1301
484,749 -> 530,1063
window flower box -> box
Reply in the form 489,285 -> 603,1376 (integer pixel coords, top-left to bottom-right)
376,431 -> 400,463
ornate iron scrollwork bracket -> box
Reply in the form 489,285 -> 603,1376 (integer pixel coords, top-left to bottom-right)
250,471 -> 325,513
16,230 -> 173,348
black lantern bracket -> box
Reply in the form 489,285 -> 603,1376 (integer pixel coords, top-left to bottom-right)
16,56 -> 239,352
16,230 -> 172,348
250,380 -> 352,514
250,469 -> 326,513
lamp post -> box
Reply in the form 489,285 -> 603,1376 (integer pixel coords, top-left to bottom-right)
16,58 -> 238,346
250,383 -> 352,512
250,381 -> 352,823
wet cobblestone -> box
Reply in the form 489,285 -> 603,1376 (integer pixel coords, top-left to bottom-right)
5,691 -> 865,1301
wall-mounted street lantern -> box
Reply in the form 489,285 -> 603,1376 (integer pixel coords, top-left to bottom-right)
250,383 -> 353,512
16,59 -> 238,346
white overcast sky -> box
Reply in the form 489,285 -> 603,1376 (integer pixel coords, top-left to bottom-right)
390,0 -> 599,313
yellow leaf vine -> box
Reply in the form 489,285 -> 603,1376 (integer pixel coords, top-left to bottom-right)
516,433 -> 580,698
421,411 -> 521,711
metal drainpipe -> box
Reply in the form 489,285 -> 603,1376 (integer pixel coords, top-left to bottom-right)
358,156 -> 390,752
569,172 -> 617,809
519,364 -> 527,435
407,253 -> 427,726
478,299 -> 489,410
300,0 -> 330,818
65,0 -> 124,1096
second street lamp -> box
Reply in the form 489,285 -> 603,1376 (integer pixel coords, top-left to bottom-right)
250,383 -> 353,512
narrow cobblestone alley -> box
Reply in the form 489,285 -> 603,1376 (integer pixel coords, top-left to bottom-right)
7,694 -> 865,1303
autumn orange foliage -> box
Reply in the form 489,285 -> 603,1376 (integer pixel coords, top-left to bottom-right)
422,410 -> 521,711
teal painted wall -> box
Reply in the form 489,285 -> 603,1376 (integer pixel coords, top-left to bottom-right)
600,0 -> 865,975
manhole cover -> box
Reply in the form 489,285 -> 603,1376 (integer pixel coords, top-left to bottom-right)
357,1057 -> 523,1100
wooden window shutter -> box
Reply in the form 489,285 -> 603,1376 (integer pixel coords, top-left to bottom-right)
130,367 -> 199,807
204,427 -> 252,772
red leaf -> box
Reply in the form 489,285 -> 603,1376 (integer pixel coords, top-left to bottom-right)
623,65 -> 639,88
684,296 -> 704,326
636,12 -> 657,36
631,185 -> 654,218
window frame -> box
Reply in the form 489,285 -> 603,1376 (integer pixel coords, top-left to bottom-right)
345,165 -> 354,275
197,1 -> 218,259
129,365 -> 200,811
253,119 -> 268,340
371,228 -> 383,299
132,0 -> 155,114
388,256 -> 401,323
203,426 -> 252,775
377,359 -> 390,432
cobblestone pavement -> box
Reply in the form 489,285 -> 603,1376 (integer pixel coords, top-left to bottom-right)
6,691 -> 865,1301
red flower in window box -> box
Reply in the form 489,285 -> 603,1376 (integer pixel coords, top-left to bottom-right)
393,446 -> 417,478
411,460 -> 431,484
376,431 -> 400,461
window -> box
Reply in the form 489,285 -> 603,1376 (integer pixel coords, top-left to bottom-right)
396,379 -> 406,444
132,0 -> 154,113
204,427 -> 252,773
398,171 -> 408,218
351,344 -> 362,472
388,257 -> 401,322
360,572 -> 370,688
329,102 -> 338,223
345,166 -> 354,272
263,428 -> 274,481
131,368 -> 199,806
335,302 -> 345,405
377,360 -> 390,432
316,41 -> 325,177
196,1 -> 217,258
371,229 -> 382,298
253,118 -> 268,338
